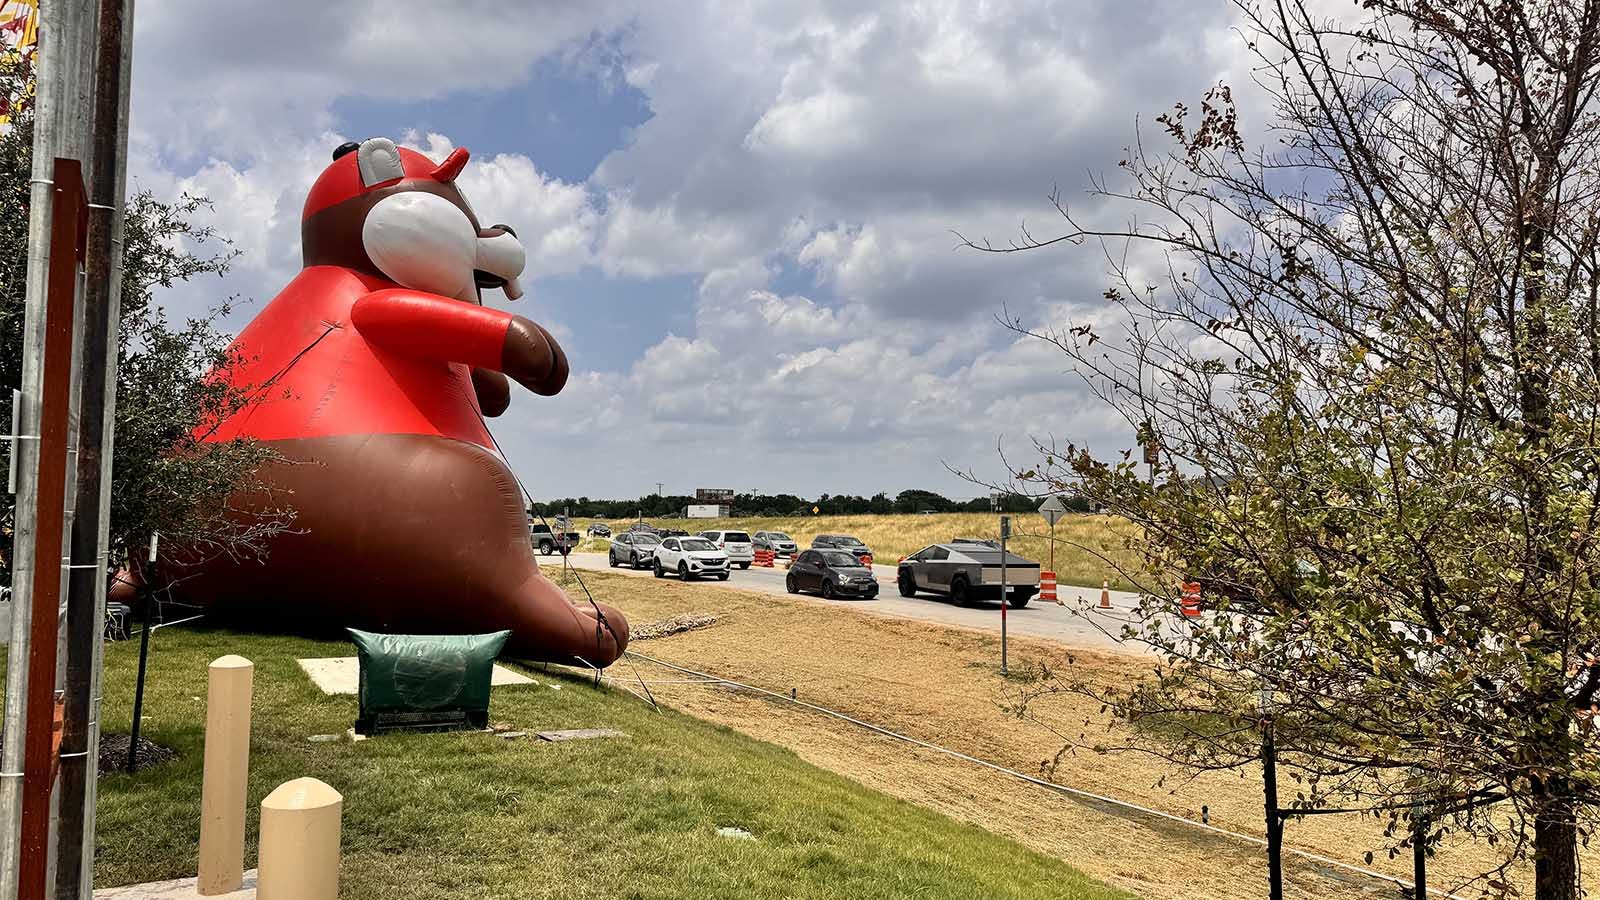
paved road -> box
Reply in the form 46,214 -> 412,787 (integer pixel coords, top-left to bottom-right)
557,551 -> 1151,654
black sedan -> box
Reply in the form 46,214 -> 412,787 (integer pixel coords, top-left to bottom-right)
785,549 -> 880,599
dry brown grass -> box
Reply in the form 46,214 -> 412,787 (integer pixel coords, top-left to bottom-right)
577,512 -> 1144,590
556,567 -> 1545,899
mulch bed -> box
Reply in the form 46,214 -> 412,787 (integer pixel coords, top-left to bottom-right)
97,733 -> 176,775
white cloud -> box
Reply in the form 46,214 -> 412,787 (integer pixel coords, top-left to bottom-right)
130,0 -> 1252,495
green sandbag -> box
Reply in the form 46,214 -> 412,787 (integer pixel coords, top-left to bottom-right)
347,628 -> 511,734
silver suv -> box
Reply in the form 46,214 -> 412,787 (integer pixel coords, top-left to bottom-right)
697,530 -> 755,568
753,531 -> 798,558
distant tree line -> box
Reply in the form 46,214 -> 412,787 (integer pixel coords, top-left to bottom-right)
529,488 -> 1094,519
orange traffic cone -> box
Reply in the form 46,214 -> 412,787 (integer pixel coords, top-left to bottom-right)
1098,579 -> 1112,609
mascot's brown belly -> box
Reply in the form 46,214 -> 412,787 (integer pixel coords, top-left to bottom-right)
172,434 -> 628,667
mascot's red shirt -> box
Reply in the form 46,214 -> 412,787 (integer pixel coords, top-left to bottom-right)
200,265 -> 515,448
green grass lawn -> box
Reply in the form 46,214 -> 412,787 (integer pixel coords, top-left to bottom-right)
15,626 -> 1129,899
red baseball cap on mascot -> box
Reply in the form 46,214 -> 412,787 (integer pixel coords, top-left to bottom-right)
302,137 -> 470,220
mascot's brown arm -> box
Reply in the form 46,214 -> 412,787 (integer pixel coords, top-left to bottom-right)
351,288 -> 568,395
471,368 -> 511,417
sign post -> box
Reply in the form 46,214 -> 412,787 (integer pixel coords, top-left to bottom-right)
1038,497 -> 1067,606
999,516 -> 1010,675
1038,496 -> 1067,572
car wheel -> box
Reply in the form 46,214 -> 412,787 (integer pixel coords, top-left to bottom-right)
898,571 -> 917,597
738,562 -> 750,570
679,561 -> 692,581
538,541 -> 553,556
717,572 -> 730,581
1007,590 -> 1031,609
786,574 -> 799,594
653,560 -> 665,578
822,581 -> 836,600
950,575 -> 973,607
608,552 -> 618,568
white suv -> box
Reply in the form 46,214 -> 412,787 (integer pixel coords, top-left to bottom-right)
697,530 -> 755,568
654,537 -> 730,581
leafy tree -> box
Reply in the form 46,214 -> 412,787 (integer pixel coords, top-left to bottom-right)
0,61 -> 277,584
968,2 -> 1600,897
894,489 -> 954,514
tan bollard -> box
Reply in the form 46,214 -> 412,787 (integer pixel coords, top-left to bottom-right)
259,777 -> 343,900
197,655 -> 254,895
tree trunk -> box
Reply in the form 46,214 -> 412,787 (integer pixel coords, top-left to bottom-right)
1534,794 -> 1578,900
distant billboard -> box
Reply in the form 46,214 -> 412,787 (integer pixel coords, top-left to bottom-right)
695,488 -> 735,503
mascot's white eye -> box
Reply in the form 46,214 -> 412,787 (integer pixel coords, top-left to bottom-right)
362,192 -> 478,299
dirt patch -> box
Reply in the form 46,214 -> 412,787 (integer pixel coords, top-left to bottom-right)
97,734 -> 176,775
564,568 -> 1537,899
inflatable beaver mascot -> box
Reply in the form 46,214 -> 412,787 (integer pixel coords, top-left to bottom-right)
165,137 -> 628,667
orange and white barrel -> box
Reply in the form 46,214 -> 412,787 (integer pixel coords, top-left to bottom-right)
1040,571 -> 1057,604
1181,581 -> 1203,617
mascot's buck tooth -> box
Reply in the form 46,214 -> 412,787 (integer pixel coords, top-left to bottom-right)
160,137 -> 628,666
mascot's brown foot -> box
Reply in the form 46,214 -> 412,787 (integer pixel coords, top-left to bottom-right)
489,570 -> 631,666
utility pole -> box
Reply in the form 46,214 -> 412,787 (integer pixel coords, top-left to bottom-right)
0,2 -> 100,897
655,482 -> 663,497
56,2 -> 135,895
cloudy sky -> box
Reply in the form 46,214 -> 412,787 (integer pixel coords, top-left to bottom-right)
127,0 -> 1248,501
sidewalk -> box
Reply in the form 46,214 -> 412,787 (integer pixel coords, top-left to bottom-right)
95,872 -> 256,899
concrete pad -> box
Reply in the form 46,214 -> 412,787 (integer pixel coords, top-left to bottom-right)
95,870 -> 257,899
296,657 -> 533,696
536,728 -> 626,742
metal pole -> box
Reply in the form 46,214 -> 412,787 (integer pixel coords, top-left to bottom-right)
1262,710 -> 1283,900
124,537 -> 155,775
56,1 -> 134,893
124,586 -> 150,774
999,516 -> 1009,676
0,1 -> 96,894
1412,814 -> 1427,899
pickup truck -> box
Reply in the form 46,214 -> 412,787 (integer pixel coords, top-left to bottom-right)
529,522 -> 580,556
